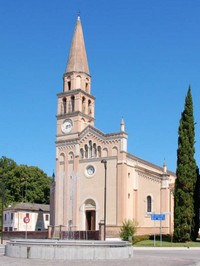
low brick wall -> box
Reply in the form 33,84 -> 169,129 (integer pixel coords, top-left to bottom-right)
136,226 -> 170,235
3,231 -> 48,240
106,226 -> 121,238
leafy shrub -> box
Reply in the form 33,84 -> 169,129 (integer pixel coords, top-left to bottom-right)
120,219 -> 137,242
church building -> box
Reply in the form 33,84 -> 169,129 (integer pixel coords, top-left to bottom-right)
50,16 -> 176,237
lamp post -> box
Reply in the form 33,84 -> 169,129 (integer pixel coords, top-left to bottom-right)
101,159 -> 107,241
1,176 -> 4,244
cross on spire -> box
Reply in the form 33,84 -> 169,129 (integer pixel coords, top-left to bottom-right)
78,10 -> 81,19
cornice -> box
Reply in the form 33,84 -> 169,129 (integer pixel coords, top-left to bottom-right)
136,165 -> 162,177
137,170 -> 161,183
63,71 -> 91,78
57,111 -> 95,121
56,138 -> 79,146
57,88 -> 95,100
80,156 -> 117,163
127,152 -> 176,177
79,125 -> 128,141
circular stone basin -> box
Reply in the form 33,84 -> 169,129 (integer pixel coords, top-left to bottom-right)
5,239 -> 133,260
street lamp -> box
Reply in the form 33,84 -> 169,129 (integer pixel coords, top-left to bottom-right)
1,176 -> 4,244
101,159 -> 107,241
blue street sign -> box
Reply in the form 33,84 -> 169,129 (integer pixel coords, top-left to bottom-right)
151,214 -> 165,221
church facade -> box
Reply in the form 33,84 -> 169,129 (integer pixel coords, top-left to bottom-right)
50,16 -> 176,237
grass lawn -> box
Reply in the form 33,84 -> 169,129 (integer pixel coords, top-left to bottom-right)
134,238 -> 200,247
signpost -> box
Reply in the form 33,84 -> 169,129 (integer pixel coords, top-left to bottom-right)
23,217 -> 30,239
151,214 -> 165,221
151,214 -> 165,246
147,213 -> 166,247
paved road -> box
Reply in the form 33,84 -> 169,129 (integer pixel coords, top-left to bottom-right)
133,248 -> 200,266
0,247 -> 200,266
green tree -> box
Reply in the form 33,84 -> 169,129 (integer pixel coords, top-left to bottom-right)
0,157 -> 17,227
174,87 -> 197,242
0,157 -> 17,206
0,156 -> 52,208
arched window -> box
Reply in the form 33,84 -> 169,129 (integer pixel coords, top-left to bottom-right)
102,148 -> 108,157
68,81 -> 71,91
82,97 -> 86,113
88,100 -> 92,115
89,141 -> 92,158
93,143 -> 97,158
71,96 -> 75,112
59,153 -> 65,171
68,152 -> 74,160
80,148 -> 84,159
147,195 -> 152,212
62,98 -> 67,114
85,78 -> 89,93
85,144 -> 88,158
112,147 -> 118,156
67,76 -> 71,91
97,146 -> 101,157
85,82 -> 88,91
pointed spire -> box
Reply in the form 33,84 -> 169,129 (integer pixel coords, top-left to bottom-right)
163,160 -> 167,173
52,171 -> 55,182
66,16 -> 90,75
120,117 -> 125,132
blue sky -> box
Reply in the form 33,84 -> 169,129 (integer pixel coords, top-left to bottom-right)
1,0 -> 200,176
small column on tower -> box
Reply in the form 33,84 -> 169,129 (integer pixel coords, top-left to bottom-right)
120,117 -> 127,152
120,117 -> 125,132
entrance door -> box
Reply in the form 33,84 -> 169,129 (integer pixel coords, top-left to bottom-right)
86,210 -> 96,230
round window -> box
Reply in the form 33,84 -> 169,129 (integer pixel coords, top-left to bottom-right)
86,165 -> 95,176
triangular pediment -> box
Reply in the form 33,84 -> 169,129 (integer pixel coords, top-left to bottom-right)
79,125 -> 105,139
79,125 -> 125,145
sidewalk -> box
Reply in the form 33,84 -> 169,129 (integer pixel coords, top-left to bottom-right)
133,246 -> 200,250
0,244 -> 5,255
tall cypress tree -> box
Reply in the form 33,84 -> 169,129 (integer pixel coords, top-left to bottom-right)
174,87 -> 197,242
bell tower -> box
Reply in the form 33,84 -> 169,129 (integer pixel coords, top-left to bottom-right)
56,16 -> 95,141
53,16 -> 96,227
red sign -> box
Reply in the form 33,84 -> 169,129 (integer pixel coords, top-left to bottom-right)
23,217 -> 30,224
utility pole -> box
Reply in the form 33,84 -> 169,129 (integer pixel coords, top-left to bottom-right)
1,176 -> 4,244
101,160 -> 107,241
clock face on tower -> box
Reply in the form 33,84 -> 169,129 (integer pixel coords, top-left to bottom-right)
61,119 -> 73,134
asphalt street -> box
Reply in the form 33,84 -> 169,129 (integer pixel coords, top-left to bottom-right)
0,247 -> 200,266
